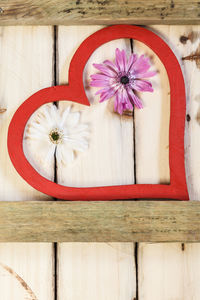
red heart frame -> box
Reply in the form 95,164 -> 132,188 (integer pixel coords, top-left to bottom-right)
7,25 -> 189,200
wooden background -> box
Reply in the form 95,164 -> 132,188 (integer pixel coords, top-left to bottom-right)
1,0 -> 200,25
0,24 -> 200,299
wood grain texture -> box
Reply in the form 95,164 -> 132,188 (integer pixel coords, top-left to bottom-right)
0,1 -> 200,25
137,25 -> 200,300
133,36 -> 170,185
0,26 -> 53,201
0,23 -> 200,300
57,26 -> 134,187
57,26 -> 136,300
0,243 -> 53,300
58,243 -> 135,300
0,26 -> 54,300
139,243 -> 200,300
0,200 -> 199,242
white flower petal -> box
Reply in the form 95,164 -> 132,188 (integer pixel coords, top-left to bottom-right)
68,124 -> 89,134
63,137 -> 88,152
49,105 -> 62,126
66,131 -> 90,140
65,112 -> 80,128
41,104 -> 58,129
56,144 -> 74,165
60,106 -> 71,128
43,143 -> 56,165
24,103 -> 90,171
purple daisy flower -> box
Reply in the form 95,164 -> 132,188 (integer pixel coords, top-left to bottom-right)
90,48 -> 156,115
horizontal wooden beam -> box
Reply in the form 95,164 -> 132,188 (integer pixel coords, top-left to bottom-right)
0,0 -> 200,25
0,200 -> 200,242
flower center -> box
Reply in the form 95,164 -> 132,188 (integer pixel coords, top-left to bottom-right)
120,75 -> 129,85
49,129 -> 63,144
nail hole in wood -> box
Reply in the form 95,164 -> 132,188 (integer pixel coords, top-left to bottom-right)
186,114 -> 191,122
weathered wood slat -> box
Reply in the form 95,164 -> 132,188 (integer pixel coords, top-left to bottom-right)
0,0 -> 200,25
57,26 -> 136,300
0,26 -> 54,299
139,243 -> 200,299
58,243 -> 136,300
133,25 -> 171,299
0,243 -> 53,300
0,200 -> 199,242
137,25 -> 200,300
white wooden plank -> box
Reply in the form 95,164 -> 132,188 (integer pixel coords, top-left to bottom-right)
0,243 -> 53,300
171,25 -> 200,200
0,26 -> 54,200
57,26 -> 135,187
0,26 -> 54,300
138,25 -> 200,300
139,243 -> 186,300
139,243 -> 200,300
57,26 -> 136,300
58,243 -> 135,300
133,31 -> 170,184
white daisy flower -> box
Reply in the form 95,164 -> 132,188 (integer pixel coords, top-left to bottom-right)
23,103 -> 89,179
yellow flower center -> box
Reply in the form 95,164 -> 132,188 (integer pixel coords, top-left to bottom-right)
49,129 -> 63,144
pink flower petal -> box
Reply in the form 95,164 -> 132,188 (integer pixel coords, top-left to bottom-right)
95,87 -> 111,95
131,79 -> 154,92
90,80 -> 111,87
118,100 -> 124,114
114,88 -> 133,114
115,48 -> 126,72
126,53 -> 138,72
93,63 -> 116,77
103,59 -> 118,73
124,93 -> 133,110
130,55 -> 151,76
99,88 -> 116,102
127,88 -> 143,109
114,90 -> 123,114
121,88 -> 128,104
121,50 -> 127,72
136,71 -> 157,78
90,74 -> 111,81
90,49 -> 155,114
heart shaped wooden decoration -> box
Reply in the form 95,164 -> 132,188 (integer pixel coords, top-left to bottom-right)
7,25 -> 189,200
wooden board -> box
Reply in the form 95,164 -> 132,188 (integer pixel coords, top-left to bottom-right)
58,243 -> 135,300
57,26 -> 136,300
1,23 -> 200,300
0,200 -> 200,242
137,25 -> 200,300
0,1 -> 200,25
0,26 -> 54,299
133,34 -> 170,185
57,26 -> 134,187
0,26 -> 54,201
139,243 -> 200,300
0,243 -> 53,300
